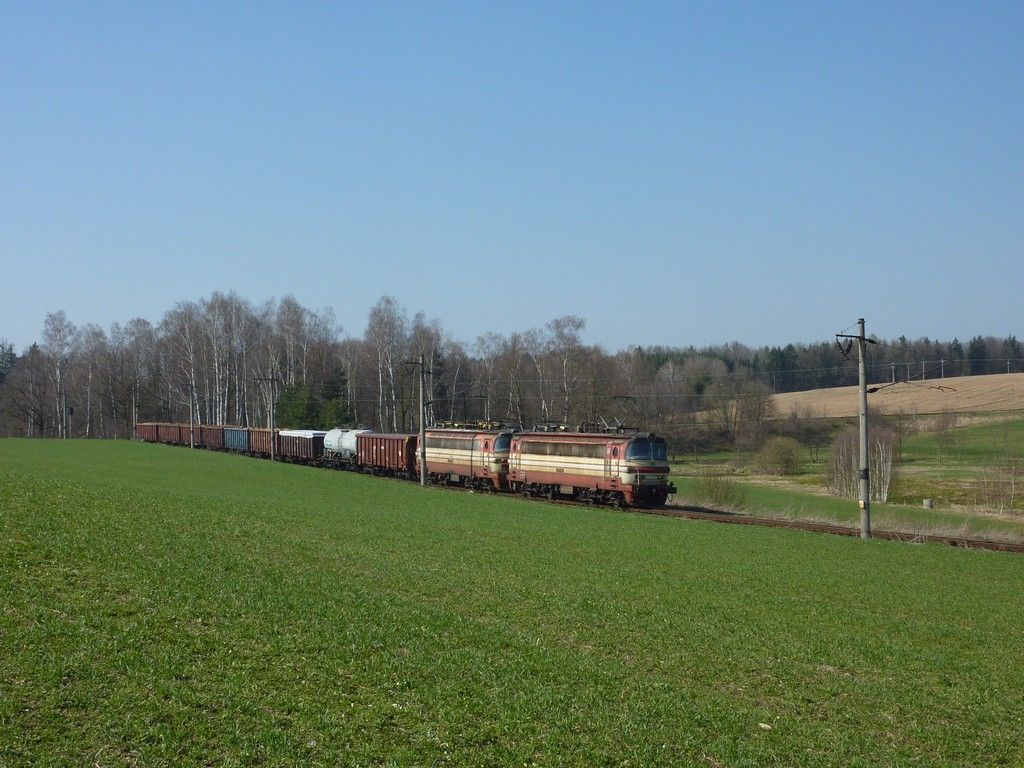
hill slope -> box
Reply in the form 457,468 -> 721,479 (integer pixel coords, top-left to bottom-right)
774,371 -> 1024,418
2,440 -> 1023,766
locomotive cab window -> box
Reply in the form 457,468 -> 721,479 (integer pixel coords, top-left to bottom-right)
626,439 -> 668,461
612,447 -> 618,458
494,434 -> 512,452
626,439 -> 651,460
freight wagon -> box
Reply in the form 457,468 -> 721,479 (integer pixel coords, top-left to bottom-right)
135,422 -> 158,442
357,433 -> 418,477
224,426 -> 250,453
249,428 -> 279,457
157,423 -> 186,445
199,425 -> 224,450
277,430 -> 326,463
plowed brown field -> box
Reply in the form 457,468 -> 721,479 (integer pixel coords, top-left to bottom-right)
773,372 -> 1024,418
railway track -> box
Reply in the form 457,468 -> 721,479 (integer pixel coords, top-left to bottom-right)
650,503 -> 1024,554
457,485 -> 1024,554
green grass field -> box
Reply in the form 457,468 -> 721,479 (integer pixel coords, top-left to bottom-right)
3,440 -> 1024,766
901,417 -> 1024,464
671,475 -> 1024,542
673,416 -> 1024,532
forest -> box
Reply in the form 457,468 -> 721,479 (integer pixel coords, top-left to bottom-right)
1,292 -> 1021,452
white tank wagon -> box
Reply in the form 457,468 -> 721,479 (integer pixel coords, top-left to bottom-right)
323,428 -> 372,467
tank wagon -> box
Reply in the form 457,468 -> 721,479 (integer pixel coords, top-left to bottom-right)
323,428 -> 371,468
422,427 -> 515,490
508,431 -> 674,507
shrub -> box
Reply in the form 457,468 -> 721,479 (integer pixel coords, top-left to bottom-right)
755,436 -> 802,476
826,426 -> 899,503
691,469 -> 748,511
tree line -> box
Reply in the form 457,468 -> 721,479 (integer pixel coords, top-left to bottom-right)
1,292 -> 1020,453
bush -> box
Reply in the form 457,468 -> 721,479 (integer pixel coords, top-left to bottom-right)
691,469 -> 748,511
826,426 -> 899,503
755,436 -> 802,476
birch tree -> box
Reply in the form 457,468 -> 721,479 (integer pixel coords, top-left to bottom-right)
366,296 -> 407,431
42,311 -> 77,437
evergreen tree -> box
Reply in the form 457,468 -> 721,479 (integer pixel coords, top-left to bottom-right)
967,335 -> 989,375
318,397 -> 351,428
0,340 -> 15,384
275,384 -> 317,429
317,365 -> 351,427
764,345 -> 799,391
948,338 -> 965,376
1003,335 -> 1023,372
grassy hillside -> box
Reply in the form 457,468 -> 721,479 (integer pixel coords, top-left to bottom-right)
671,474 -> 1024,542
901,416 -> 1024,463
674,413 -> 1024,527
2,440 -> 1024,766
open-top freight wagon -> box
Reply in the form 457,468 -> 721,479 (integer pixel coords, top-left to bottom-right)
156,423 -> 186,445
135,423 -> 158,442
224,427 -> 249,452
277,430 -> 326,462
199,425 -> 224,450
249,428 -> 278,457
356,433 -> 418,477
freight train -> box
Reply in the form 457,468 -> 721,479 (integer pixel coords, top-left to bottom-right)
134,422 -> 675,507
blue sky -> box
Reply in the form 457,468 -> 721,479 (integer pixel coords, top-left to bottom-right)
2,2 -> 1021,351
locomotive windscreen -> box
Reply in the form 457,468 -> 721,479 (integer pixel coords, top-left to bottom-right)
626,438 -> 668,461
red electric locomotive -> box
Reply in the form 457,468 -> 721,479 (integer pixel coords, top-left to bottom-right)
508,430 -> 674,507
421,426 -> 515,491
